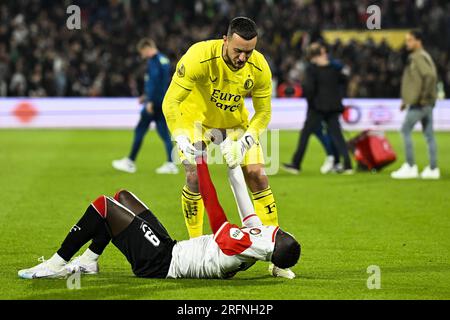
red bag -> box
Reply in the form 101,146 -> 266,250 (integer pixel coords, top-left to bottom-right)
348,130 -> 396,171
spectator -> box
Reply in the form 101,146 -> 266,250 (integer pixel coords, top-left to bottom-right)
0,1 -> 448,98
282,42 -> 353,174
391,30 -> 440,180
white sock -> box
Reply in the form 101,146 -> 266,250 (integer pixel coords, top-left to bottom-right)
47,253 -> 67,268
80,248 -> 100,263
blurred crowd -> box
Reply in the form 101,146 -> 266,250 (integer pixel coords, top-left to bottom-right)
0,0 -> 449,98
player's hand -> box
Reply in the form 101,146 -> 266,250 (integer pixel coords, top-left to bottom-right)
220,133 -> 256,168
146,102 -> 154,114
175,135 -> 203,164
139,95 -> 146,104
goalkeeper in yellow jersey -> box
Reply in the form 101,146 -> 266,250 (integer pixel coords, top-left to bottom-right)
162,17 -> 292,278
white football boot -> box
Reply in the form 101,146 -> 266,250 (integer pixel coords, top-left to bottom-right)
420,166 -> 440,180
65,256 -> 99,274
390,163 -> 419,179
320,156 -> 335,174
18,257 -> 68,279
156,162 -> 179,174
112,157 -> 136,173
268,263 -> 296,279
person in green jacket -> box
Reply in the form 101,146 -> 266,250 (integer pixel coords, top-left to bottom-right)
391,30 -> 440,180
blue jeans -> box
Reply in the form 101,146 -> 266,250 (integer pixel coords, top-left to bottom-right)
401,105 -> 437,169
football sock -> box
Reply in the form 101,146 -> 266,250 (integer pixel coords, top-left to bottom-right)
252,186 -> 279,226
47,253 -> 67,268
57,204 -> 106,262
80,248 -> 100,263
181,185 -> 204,238
88,224 -> 111,255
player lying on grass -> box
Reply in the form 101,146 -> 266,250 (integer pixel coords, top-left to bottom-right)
18,155 -> 300,280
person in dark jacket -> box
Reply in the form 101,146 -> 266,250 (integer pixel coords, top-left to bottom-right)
282,43 -> 353,174
112,38 -> 178,174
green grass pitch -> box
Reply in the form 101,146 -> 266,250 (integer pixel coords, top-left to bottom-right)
0,129 -> 449,300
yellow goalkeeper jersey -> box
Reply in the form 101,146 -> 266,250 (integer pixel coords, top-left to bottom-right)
165,39 -> 272,134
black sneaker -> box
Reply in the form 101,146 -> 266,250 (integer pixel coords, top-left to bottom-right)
281,163 -> 300,175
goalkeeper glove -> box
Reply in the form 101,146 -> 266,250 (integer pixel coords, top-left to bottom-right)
175,135 -> 203,164
220,132 -> 257,168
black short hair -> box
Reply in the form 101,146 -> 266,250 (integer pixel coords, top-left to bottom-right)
271,229 -> 301,269
409,30 -> 424,42
227,17 -> 258,40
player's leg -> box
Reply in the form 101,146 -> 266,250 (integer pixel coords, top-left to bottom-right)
106,192 -> 175,278
240,137 -> 278,226
112,108 -> 152,173
242,163 -> 278,227
114,189 -> 172,238
129,108 -> 153,162
180,161 -> 205,238
18,196 -> 112,279
178,125 -> 207,238
154,109 -> 178,174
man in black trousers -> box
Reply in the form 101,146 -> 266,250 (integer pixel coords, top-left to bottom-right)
282,43 -> 353,174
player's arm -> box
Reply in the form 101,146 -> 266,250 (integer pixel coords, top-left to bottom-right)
162,81 -> 191,133
162,43 -> 206,135
196,155 -> 229,234
162,44 -> 206,162
247,55 -> 273,138
227,166 -> 263,228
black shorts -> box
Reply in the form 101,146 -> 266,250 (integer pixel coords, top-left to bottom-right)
111,210 -> 176,278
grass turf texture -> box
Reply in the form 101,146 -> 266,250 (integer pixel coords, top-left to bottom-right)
0,129 -> 449,300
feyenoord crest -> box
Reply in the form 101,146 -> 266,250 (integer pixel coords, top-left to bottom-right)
177,64 -> 185,78
244,78 -> 254,90
249,228 -> 261,235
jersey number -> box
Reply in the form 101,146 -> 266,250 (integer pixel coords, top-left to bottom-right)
141,223 -> 160,247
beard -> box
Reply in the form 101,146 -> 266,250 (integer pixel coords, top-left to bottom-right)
224,48 -> 245,70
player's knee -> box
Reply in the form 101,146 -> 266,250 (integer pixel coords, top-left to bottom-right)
92,195 -> 108,218
186,172 -> 199,191
244,167 -> 268,191
114,189 -> 148,215
184,165 -> 199,192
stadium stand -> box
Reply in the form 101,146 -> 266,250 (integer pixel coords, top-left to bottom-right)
0,0 -> 449,98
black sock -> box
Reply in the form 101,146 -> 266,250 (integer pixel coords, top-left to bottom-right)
57,205 -> 106,261
88,225 -> 111,255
